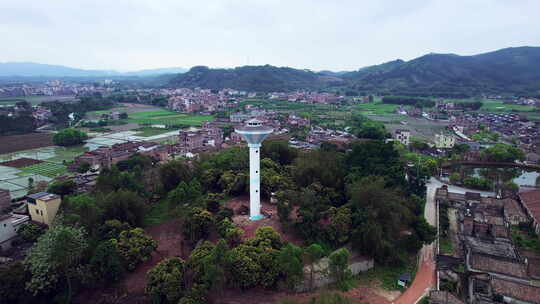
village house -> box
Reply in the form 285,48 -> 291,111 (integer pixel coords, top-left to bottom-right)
394,129 -> 411,146
26,192 -> 61,227
0,213 -> 29,251
73,141 -> 171,171
435,133 -> 456,149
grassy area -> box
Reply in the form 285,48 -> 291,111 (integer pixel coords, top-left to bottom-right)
45,146 -> 88,163
356,259 -> 417,290
512,227 -> 540,254
134,127 -> 175,137
19,162 -> 67,178
143,199 -> 175,227
439,237 -> 453,255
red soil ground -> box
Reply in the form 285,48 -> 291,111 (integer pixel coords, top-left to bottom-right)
0,133 -> 54,154
0,157 -> 43,168
76,220 -> 185,304
226,196 -> 304,246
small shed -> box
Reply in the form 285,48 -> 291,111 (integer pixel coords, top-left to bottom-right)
398,273 -> 412,287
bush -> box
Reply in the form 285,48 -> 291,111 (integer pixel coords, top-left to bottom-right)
17,222 -> 44,242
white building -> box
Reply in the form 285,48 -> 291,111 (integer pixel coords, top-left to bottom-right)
394,129 -> 411,146
0,213 -> 29,251
435,133 -> 456,149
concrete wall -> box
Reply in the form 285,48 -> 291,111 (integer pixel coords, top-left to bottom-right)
296,256 -> 374,292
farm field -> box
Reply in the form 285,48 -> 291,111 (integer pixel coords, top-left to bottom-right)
0,145 -> 87,198
353,102 -> 400,117
134,127 -> 175,137
0,133 -> 54,154
480,99 -> 536,112
0,95 -> 77,105
19,162 -> 67,178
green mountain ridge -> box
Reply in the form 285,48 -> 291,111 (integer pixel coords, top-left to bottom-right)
169,47 -> 540,96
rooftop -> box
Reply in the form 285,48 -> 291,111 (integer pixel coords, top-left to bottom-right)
470,253 -> 528,279
464,236 -> 518,259
491,277 -> 540,303
519,190 -> 540,225
26,192 -> 60,202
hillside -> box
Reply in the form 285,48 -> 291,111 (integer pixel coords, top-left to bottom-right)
343,47 -> 540,96
168,65 -> 341,92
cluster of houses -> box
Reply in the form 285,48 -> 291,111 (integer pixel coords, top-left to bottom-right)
434,186 -> 540,303
0,81 -> 114,98
268,90 -> 343,104
1,191 -> 62,252
166,88 -> 258,114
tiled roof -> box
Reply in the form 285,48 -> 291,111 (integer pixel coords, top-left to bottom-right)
519,190 -> 540,225
470,253 -> 528,279
430,291 -> 464,304
491,278 -> 540,303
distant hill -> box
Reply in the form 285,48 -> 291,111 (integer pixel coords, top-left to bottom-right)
169,65 -> 341,92
0,62 -> 187,77
343,46 -> 540,96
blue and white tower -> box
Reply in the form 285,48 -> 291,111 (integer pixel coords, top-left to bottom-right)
235,119 -> 273,220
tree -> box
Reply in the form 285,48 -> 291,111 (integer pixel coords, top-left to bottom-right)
324,206 -> 352,245
53,128 -> 88,146
159,160 -> 194,192
348,176 -> 415,264
62,194 -> 103,234
304,243 -> 325,290
328,248 -> 351,289
449,172 -> 461,184
98,219 -> 132,240
187,240 -> 229,297
0,262 -> 33,304
47,180 -> 76,198
146,258 -> 186,304
24,225 -> 87,301
90,239 -> 125,282
76,161 -> 91,173
101,190 -> 146,227
168,180 -> 203,206
481,144 -> 525,163
116,228 -> 157,270
277,244 -> 304,289
183,207 -> 214,243
16,222 -> 44,242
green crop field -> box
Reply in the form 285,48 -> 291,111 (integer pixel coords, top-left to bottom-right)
353,102 -> 400,116
20,162 -> 67,178
127,110 -> 213,126
134,127 -> 175,137
480,100 -> 536,112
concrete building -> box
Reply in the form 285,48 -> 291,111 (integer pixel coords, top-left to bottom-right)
435,133 -> 456,149
0,213 -> 29,251
394,129 -> 411,146
26,192 -> 61,227
234,119 -> 272,220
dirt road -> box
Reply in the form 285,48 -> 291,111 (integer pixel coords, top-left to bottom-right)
393,178 -> 439,304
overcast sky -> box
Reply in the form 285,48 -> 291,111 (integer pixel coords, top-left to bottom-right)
1,0 -> 539,72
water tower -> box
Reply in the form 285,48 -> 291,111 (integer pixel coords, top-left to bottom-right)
235,119 -> 273,220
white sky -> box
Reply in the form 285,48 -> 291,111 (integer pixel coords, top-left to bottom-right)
0,0 -> 539,71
